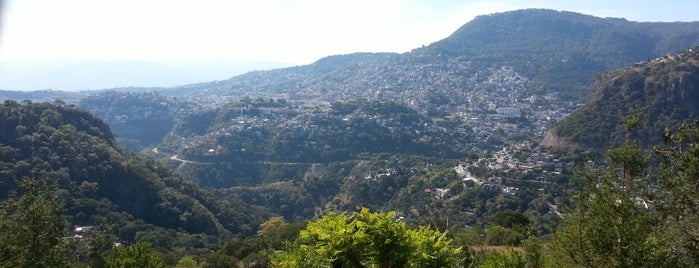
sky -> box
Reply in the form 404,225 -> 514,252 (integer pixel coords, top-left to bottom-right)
0,0 -> 698,91
2,0 -> 698,65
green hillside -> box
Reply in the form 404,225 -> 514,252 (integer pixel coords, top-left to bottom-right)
423,9 -> 699,99
547,47 -> 699,148
0,101 -> 267,249
78,91 -> 199,151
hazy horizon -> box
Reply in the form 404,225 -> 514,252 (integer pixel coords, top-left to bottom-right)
1,0 -> 698,91
0,58 -> 292,91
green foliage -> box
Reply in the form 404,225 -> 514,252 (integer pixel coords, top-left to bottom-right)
551,47 -> 699,148
653,121 -> 699,265
0,101 -> 274,260
201,251 -> 237,268
485,226 -> 526,247
470,239 -> 554,268
522,237 -> 544,268
204,216 -> 303,267
490,210 -> 531,233
549,138 -> 658,266
175,255 -> 200,268
78,91 -> 198,151
104,242 -> 165,268
271,244 -> 326,268
409,226 -> 464,268
473,249 -> 527,268
271,208 -> 462,268
0,178 -> 70,268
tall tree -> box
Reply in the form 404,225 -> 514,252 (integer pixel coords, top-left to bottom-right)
0,178 -> 70,267
550,141 -> 658,267
654,122 -> 699,266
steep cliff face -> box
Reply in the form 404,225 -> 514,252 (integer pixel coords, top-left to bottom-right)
546,47 -> 699,149
542,131 -> 575,149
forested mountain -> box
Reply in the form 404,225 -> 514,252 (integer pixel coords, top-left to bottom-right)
546,47 -> 699,148
78,91 -> 200,151
422,9 -> 699,98
0,101 -> 267,249
179,9 -> 699,108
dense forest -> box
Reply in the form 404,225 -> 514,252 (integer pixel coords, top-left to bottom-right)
0,101 -> 273,265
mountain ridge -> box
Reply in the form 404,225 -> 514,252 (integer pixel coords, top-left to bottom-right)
5,9 -> 699,109
546,47 -> 699,149
420,9 -> 699,97
173,9 -> 699,110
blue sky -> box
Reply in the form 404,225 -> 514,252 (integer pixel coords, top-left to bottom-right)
1,0 -> 698,65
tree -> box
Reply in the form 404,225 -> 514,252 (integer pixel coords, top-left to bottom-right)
548,112 -> 665,267
485,210 -> 531,246
103,242 -> 165,268
175,255 -> 200,268
257,216 -> 290,237
270,208 -> 462,268
0,178 -> 70,267
547,121 -> 699,267
550,142 -> 658,267
653,122 -> 699,266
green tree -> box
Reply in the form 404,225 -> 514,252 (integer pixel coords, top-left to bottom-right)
485,225 -> 526,246
104,242 -> 165,268
175,255 -> 200,268
85,226 -> 114,268
550,142 -> 657,267
548,121 -> 699,267
485,210 -> 532,246
653,122 -> 699,266
474,249 -> 526,268
202,251 -> 237,268
257,216 -> 290,237
0,178 -> 70,268
270,208 -> 462,268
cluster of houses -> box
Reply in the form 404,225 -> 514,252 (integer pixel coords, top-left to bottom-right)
174,100 -> 467,158
347,167 -> 398,182
454,141 -> 573,196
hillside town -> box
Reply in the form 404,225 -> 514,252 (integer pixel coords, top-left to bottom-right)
161,62 -> 581,160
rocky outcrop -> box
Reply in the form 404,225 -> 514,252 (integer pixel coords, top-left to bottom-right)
542,131 -> 575,148
547,47 -> 699,149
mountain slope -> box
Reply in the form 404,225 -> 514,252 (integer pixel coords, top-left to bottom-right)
77,91 -> 200,151
179,9 -> 699,108
0,101 -> 264,238
427,9 -> 699,65
421,9 -> 699,98
546,47 -> 699,148
161,99 -> 474,188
